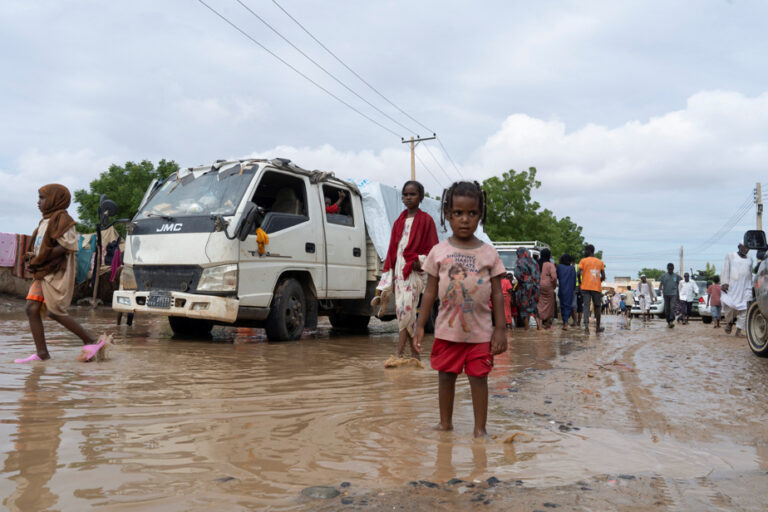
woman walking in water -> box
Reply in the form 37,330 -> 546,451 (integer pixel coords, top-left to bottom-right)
380,180 -> 439,358
17,184 -> 104,363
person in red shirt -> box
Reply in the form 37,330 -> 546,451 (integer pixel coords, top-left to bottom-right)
324,190 -> 346,214
707,275 -> 722,328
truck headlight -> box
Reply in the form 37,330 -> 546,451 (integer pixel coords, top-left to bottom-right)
197,264 -> 238,292
120,266 -> 137,290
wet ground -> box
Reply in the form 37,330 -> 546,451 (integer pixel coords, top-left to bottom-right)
2,300 -> 768,511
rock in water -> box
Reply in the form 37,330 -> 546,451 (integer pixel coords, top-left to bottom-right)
301,486 -> 340,499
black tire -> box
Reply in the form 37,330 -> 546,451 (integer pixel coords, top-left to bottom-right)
423,300 -> 439,334
657,313 -> 665,319
168,316 -> 213,337
265,278 -> 306,341
329,313 -> 370,330
701,316 -> 713,324
746,301 -> 768,357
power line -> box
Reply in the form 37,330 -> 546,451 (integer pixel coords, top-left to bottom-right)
421,141 -> 457,183
235,0 -> 418,137
691,195 -> 753,253
413,150 -> 445,190
196,0 -> 401,138
436,136 -> 466,179
270,0 -> 435,135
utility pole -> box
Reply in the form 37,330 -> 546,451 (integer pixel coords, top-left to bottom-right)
401,134 -> 436,180
756,182 -> 763,230
680,245 -> 683,275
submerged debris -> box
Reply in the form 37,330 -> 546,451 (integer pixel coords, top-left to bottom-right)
384,355 -> 424,369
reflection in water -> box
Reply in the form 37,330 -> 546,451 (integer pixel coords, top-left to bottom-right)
3,365 -> 64,511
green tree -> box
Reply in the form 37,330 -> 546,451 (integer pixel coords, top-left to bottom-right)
693,262 -> 717,282
74,159 -> 178,233
483,167 -> 587,258
638,267 -> 665,280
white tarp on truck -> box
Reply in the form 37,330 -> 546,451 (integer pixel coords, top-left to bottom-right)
357,180 -> 492,261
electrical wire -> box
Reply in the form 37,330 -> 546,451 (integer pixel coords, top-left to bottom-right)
413,150 -> 445,190
270,0 -> 435,135
691,196 -> 753,253
196,0 -> 401,138
421,142 -> 457,183
436,136 -> 466,179
235,0 -> 420,137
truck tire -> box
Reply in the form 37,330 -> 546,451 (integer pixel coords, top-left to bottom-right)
701,316 -> 713,324
424,301 -> 439,334
168,316 -> 213,337
746,301 -> 768,357
329,313 -> 370,331
265,278 -> 306,341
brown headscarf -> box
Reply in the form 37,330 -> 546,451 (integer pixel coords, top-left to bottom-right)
28,184 -> 76,279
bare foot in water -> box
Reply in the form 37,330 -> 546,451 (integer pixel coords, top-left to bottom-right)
473,427 -> 489,438
433,423 -> 453,432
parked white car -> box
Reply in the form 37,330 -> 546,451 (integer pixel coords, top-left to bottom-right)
696,281 -> 714,324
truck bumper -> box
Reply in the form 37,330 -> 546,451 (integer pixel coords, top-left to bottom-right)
112,290 -> 239,323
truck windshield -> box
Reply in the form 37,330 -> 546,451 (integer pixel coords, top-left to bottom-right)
498,252 -> 518,270
139,165 -> 256,218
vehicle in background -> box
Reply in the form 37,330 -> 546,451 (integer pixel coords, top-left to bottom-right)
697,280 -> 713,324
689,279 -> 708,319
493,241 -> 549,280
742,229 -> 768,356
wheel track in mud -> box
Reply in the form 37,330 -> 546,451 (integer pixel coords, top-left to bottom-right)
602,323 -> 756,511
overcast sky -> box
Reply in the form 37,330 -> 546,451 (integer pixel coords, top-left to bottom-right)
3,0 -> 768,279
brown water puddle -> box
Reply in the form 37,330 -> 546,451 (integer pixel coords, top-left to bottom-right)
0,308 -> 766,510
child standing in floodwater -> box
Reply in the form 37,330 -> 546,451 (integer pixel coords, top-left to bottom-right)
379,180 -> 439,359
16,184 -> 104,363
414,181 -> 507,438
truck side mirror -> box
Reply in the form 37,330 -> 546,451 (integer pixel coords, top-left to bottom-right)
235,202 -> 263,241
98,195 -> 119,227
744,230 -> 768,251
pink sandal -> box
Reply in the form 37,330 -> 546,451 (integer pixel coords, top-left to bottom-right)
79,338 -> 107,362
14,354 -> 43,363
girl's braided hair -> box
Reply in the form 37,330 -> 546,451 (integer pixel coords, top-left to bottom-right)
439,181 -> 487,228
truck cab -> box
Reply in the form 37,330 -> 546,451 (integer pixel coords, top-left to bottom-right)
113,158 -> 374,340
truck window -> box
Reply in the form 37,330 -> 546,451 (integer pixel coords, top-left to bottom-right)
323,185 -> 354,227
251,171 -> 309,234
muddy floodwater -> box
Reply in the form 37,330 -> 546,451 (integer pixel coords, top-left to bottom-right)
2,302 -> 768,511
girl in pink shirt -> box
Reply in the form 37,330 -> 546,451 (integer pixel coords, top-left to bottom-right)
414,181 -> 507,438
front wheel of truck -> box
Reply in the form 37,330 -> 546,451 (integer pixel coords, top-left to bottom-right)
265,278 -> 306,341
168,316 -> 213,338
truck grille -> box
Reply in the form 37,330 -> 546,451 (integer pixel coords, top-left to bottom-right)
134,265 -> 202,292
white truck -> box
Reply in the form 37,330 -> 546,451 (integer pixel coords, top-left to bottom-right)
112,157 -> 488,340
492,241 -> 549,277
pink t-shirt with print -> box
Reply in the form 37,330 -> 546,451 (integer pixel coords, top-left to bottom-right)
423,240 -> 506,343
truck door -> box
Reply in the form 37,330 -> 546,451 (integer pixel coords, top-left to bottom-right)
320,184 -> 366,295
238,170 -> 325,307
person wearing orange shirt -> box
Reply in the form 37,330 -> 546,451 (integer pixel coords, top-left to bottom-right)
577,244 -> 606,334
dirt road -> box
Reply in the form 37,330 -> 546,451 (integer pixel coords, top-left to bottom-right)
1,301 -> 767,511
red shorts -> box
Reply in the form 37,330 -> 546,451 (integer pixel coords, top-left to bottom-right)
26,280 -> 45,303
430,338 -> 494,377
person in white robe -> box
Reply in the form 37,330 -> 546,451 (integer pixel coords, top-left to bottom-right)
721,243 -> 754,335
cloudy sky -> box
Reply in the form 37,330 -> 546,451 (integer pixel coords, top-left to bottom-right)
3,0 -> 768,279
